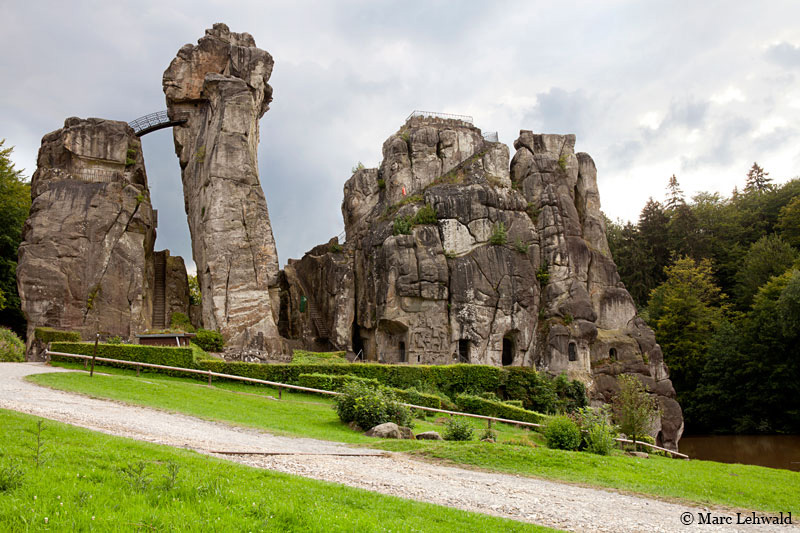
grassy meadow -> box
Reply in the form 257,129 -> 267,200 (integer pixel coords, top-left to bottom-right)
28,363 -> 800,514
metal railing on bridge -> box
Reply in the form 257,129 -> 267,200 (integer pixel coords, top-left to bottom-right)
128,110 -> 187,137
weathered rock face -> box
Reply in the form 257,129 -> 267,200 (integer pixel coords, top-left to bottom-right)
163,23 -> 282,354
17,117 -> 156,348
155,250 -> 191,327
283,116 -> 683,449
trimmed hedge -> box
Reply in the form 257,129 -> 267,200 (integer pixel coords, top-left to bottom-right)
193,360 -> 583,414
392,388 -> 451,410
455,394 -> 545,425
34,327 -> 81,344
45,341 -> 585,416
50,342 -> 196,375
298,373 -> 378,391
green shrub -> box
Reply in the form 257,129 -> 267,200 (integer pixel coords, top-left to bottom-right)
536,263 -> 550,284
377,178 -> 386,190
443,417 -> 474,441
298,373 -> 378,392
480,428 -> 497,442
169,312 -> 195,333
393,215 -> 413,236
489,222 -> 507,245
553,373 -> 588,412
514,239 -> 528,253
0,327 -> 25,362
329,242 -> 343,253
334,382 -> 412,430
503,400 -> 523,408
194,329 -> 224,352
544,415 -> 582,450
412,204 -> 438,225
455,394 -> 545,425
49,342 -> 196,375
576,406 -> 617,455
34,327 -> 81,344
106,336 -> 124,345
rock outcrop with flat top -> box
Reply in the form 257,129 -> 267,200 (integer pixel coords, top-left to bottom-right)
283,116 -> 683,449
163,23 -> 282,354
17,117 -> 156,347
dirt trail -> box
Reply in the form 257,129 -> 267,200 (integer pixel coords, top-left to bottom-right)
0,363 -> 793,533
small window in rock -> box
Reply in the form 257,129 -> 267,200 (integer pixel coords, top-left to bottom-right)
609,347 -> 617,361
399,341 -> 406,363
568,342 -> 577,362
458,339 -> 470,363
502,337 -> 514,366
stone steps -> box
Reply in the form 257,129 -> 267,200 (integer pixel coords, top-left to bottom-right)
308,301 -> 329,340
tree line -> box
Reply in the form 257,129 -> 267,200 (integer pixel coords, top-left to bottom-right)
607,164 -> 800,434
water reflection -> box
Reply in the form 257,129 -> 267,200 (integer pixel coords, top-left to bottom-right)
680,435 -> 800,472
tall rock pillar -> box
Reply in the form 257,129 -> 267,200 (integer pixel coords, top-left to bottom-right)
163,23 -> 282,353
17,117 -> 156,351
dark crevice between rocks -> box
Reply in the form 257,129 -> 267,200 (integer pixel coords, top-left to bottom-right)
224,258 -> 232,322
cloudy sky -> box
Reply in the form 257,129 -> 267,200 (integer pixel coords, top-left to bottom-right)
3,1 -> 800,273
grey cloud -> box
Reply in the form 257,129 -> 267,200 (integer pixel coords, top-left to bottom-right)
661,98 -> 709,130
765,42 -> 800,68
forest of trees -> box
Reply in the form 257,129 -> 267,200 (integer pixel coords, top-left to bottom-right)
608,164 -> 800,435
0,140 -> 30,339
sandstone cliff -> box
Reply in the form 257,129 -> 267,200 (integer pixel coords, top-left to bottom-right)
17,117 -> 156,348
163,23 -> 282,354
284,115 -> 683,449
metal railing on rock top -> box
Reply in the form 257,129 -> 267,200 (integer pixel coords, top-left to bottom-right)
406,110 -> 474,124
44,350 -> 689,459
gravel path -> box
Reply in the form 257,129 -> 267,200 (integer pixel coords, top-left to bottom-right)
0,363 -> 794,532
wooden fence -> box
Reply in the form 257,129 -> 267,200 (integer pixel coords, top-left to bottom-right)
45,350 -> 689,459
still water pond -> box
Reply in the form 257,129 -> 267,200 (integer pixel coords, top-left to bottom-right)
679,434 -> 800,471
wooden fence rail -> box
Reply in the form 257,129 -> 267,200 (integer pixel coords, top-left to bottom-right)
45,350 -> 689,459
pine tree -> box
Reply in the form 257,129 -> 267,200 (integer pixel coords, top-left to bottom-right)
664,174 -> 684,210
744,162 -> 772,193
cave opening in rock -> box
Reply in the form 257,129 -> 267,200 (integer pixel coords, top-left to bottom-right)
568,341 -> 577,362
609,347 -> 617,361
352,323 -> 364,359
458,339 -> 470,363
502,337 -> 514,366
399,341 -> 406,363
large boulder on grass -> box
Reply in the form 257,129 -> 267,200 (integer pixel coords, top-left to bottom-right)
415,431 -> 443,440
364,422 -> 414,439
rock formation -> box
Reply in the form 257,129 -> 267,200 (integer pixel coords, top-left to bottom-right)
284,115 -> 684,449
163,23 -> 282,353
17,117 -> 156,348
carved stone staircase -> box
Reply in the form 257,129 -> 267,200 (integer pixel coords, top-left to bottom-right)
152,253 -> 166,328
308,301 -> 329,340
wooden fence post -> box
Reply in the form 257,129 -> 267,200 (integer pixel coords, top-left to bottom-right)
89,333 -> 99,377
